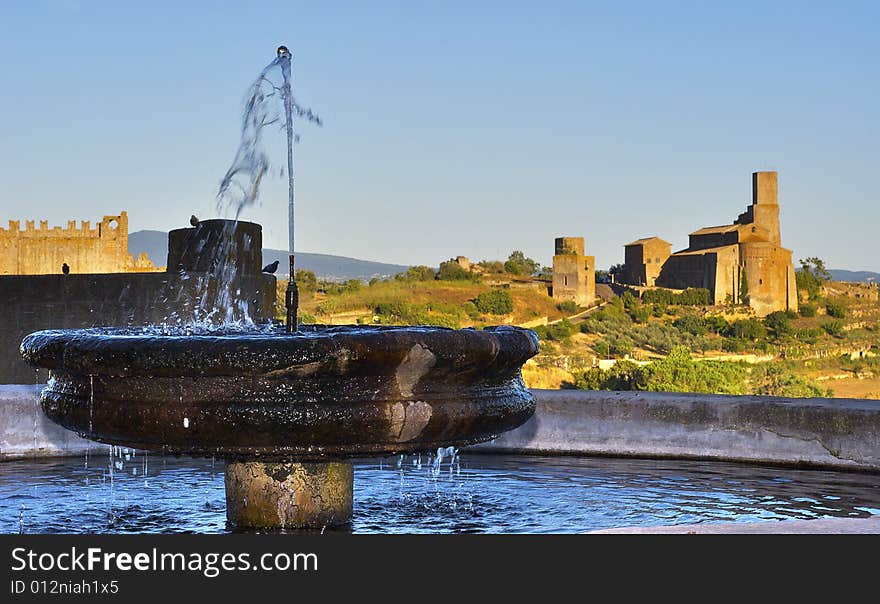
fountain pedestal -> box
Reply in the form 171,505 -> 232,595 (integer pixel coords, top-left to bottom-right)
225,461 -> 353,529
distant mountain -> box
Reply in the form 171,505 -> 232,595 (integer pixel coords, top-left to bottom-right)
828,269 -> 880,284
129,230 -> 410,281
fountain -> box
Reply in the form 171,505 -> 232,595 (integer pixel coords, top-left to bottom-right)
18,46 -> 538,530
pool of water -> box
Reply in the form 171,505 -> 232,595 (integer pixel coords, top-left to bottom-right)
2,450 -> 879,533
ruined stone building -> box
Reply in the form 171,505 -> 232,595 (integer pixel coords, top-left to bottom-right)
0,211 -> 158,275
620,171 -> 798,316
551,237 -> 595,306
622,237 -> 671,287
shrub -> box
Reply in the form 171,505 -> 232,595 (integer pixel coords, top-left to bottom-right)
825,300 -> 846,319
473,289 -> 514,315
750,364 -> 831,398
763,311 -> 794,338
535,319 -> 578,341
629,305 -> 651,324
294,269 -> 318,292
400,265 -> 436,281
641,288 -> 712,306
461,301 -> 481,320
704,315 -> 730,334
799,303 -> 817,318
673,315 -> 707,336
822,319 -> 844,337
796,327 -> 823,344
343,279 -> 363,293
574,347 -> 748,395
677,288 -> 713,306
725,318 -> 767,341
298,312 -> 317,324
557,300 -> 579,314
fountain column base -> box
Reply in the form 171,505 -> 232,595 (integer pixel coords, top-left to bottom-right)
225,461 -> 353,530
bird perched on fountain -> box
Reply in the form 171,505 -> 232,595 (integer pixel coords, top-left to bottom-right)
190,214 -> 200,227
62,263 -> 70,275
262,260 -> 280,274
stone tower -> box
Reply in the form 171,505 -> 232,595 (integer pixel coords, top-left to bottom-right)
736,171 -> 781,245
552,237 -> 595,307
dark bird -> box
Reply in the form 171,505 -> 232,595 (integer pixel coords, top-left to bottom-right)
262,260 -> 279,274
190,214 -> 199,227
61,263 -> 70,275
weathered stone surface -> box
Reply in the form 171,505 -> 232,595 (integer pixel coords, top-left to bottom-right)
21,325 -> 538,460
225,461 -> 353,529
552,237 -> 595,306
475,389 -> 880,471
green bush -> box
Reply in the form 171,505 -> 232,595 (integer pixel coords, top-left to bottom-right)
799,304 -> 817,318
398,265 -> 436,281
763,311 -> 794,338
629,305 -> 651,324
534,319 -> 577,341
724,318 -> 767,341
822,319 -> 844,337
461,301 -> 481,320
294,269 -> 318,292
574,347 -> 748,394
298,312 -> 318,325
473,289 -> 514,315
825,300 -> 846,319
704,315 -> 730,334
641,288 -> 712,306
557,300 -> 579,314
673,315 -> 707,336
750,364 -> 831,398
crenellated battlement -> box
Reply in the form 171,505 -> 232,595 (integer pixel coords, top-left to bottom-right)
0,211 -> 156,275
0,212 -> 126,239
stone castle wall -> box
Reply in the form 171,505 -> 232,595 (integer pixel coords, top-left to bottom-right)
0,211 -> 157,275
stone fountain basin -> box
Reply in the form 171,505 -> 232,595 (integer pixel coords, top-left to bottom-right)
20,325 -> 538,460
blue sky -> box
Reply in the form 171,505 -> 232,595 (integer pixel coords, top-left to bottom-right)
0,1 -> 877,270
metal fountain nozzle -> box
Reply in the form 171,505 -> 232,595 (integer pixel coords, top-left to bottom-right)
277,45 -> 291,58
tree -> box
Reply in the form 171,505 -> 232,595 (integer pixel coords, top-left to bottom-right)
607,264 -> 625,281
437,260 -> 477,281
504,251 -> 540,276
404,265 -> 437,281
477,260 -> 505,274
294,269 -> 317,292
796,257 -> 831,300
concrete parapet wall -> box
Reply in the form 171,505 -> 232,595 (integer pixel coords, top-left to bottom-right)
0,385 -> 94,461
476,389 -> 880,471
4,385 -> 880,471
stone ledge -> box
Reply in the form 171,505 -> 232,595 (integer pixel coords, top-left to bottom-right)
474,389 -> 880,472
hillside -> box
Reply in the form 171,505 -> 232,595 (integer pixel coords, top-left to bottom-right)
129,230 -> 410,281
829,269 -> 880,283
292,269 -> 880,399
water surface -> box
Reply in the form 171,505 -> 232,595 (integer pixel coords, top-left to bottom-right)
2,452 -> 878,533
